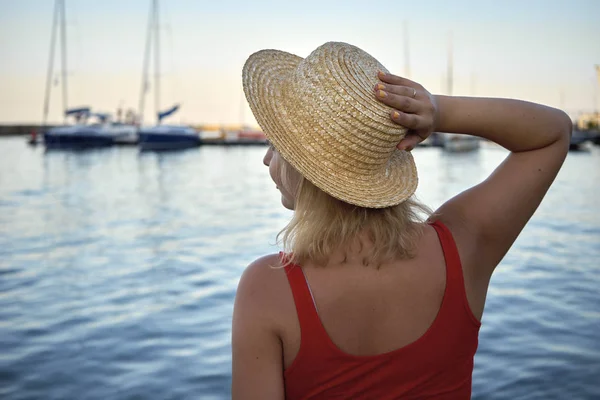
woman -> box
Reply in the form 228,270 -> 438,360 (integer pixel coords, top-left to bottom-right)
232,42 -> 571,399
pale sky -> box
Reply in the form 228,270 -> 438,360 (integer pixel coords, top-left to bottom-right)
1,0 -> 599,125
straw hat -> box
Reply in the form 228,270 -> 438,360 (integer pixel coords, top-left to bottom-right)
242,42 -> 417,208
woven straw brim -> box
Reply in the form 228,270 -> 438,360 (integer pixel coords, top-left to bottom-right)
242,44 -> 418,208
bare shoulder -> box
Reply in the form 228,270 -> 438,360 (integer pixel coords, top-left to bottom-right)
235,253 -> 291,331
232,253 -> 289,399
238,253 -> 285,295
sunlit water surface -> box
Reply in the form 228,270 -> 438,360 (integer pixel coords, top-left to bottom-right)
0,137 -> 599,399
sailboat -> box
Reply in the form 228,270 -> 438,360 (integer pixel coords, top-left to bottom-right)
41,0 -> 136,148
572,65 -> 600,149
44,107 -> 131,147
137,0 -> 200,150
441,33 -> 480,153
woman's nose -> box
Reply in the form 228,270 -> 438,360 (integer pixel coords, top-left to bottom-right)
263,148 -> 272,166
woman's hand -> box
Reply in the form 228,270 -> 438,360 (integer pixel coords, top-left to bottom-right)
374,71 -> 439,151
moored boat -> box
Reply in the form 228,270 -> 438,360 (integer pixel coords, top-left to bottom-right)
442,133 -> 480,152
136,1 -> 197,151
569,129 -> 593,151
138,124 -> 200,150
44,109 -> 137,148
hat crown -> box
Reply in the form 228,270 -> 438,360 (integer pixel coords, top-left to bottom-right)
242,41 -> 418,208
286,42 -> 407,171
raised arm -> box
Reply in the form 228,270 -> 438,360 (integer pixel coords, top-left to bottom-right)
375,72 -> 571,316
435,95 -> 571,153
431,95 -> 571,272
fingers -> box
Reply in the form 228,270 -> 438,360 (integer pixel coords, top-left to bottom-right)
376,88 -> 420,113
390,110 -> 425,130
378,71 -> 422,90
396,134 -> 422,151
375,83 -> 417,99
375,71 -> 434,151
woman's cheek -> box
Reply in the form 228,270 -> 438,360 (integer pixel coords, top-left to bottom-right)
269,160 -> 280,187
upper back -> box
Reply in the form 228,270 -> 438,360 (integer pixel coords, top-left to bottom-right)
275,221 -> 481,399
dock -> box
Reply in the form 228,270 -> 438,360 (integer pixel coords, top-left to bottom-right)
2,124 -> 269,147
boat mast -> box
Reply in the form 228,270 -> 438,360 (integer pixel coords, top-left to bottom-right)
447,32 -> 453,96
42,0 -> 60,127
594,64 -> 600,117
60,0 -> 68,122
559,87 -> 565,111
239,92 -> 245,128
154,0 -> 160,124
138,0 -> 154,126
403,21 -> 410,79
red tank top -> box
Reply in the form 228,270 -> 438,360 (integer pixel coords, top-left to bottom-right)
282,221 -> 481,399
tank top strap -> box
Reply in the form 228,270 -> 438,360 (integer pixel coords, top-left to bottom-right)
428,220 -> 478,324
280,253 -> 329,348
429,221 -> 461,277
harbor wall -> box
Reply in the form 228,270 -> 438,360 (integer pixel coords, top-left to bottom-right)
0,125 -> 58,136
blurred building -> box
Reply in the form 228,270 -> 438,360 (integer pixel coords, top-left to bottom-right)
576,112 -> 600,130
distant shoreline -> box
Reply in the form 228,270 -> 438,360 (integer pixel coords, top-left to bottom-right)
0,124 -> 258,137
0,125 -> 59,137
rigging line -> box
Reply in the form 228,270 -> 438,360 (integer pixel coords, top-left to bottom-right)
42,0 -> 60,127
138,0 -> 155,126
69,0 -> 85,107
154,0 -> 160,123
60,0 -> 68,121
164,1 -> 180,121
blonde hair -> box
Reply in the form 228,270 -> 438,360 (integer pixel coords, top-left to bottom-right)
277,159 -> 432,268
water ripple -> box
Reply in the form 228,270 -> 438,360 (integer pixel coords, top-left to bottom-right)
1,138 -> 599,399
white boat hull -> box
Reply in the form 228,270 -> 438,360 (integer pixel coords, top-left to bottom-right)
442,134 -> 480,152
